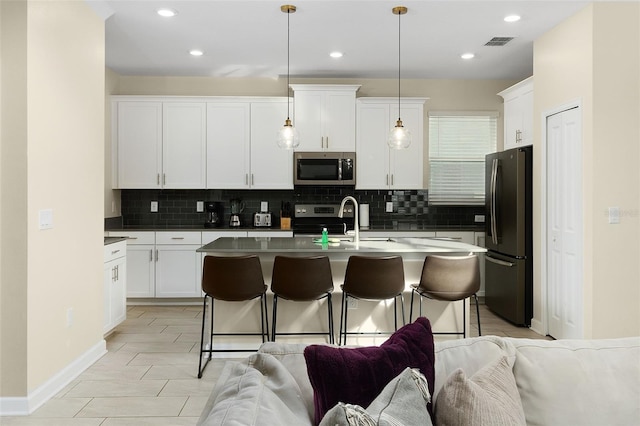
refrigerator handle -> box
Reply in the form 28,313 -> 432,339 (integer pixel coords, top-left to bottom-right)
486,255 -> 514,267
490,158 -> 499,245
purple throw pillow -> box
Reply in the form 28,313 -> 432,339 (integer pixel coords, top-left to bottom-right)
303,317 -> 435,425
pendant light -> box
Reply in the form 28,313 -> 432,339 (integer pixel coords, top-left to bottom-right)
388,6 -> 412,149
277,5 -> 300,149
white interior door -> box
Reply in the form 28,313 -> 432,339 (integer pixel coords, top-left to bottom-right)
547,106 -> 583,339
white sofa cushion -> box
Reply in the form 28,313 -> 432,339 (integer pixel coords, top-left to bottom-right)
507,337 -> 640,426
433,335 -> 517,401
197,351 -> 313,426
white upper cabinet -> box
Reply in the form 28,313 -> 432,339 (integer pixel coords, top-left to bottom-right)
112,98 -> 206,189
291,85 -> 360,152
356,98 -> 426,189
498,77 -> 533,150
207,102 -> 251,188
162,102 -> 207,188
206,99 -> 292,189
114,101 -> 162,189
250,100 -> 293,189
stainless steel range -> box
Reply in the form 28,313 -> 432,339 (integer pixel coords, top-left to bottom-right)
293,204 -> 355,236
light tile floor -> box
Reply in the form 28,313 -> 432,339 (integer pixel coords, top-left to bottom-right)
3,303 -> 550,425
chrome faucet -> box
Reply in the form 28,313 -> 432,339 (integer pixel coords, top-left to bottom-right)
338,196 -> 359,243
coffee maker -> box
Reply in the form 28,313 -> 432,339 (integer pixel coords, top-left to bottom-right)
204,201 -> 223,228
229,198 -> 245,227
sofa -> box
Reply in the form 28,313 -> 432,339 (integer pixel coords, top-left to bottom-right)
197,318 -> 640,426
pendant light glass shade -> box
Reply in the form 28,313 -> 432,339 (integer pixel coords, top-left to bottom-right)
278,5 -> 299,149
277,118 -> 300,149
388,119 -> 412,149
388,6 -> 411,149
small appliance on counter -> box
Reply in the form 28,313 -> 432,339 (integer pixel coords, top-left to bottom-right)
229,198 -> 245,227
253,201 -> 272,227
204,201 -> 223,228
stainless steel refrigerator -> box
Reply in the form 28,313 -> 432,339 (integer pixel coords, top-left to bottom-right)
485,146 -> 532,326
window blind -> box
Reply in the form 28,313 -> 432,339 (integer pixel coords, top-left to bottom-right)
428,112 -> 497,205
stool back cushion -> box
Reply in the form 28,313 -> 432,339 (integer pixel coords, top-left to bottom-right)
304,317 -> 435,425
418,255 -> 480,301
343,255 -> 405,300
271,256 -> 334,300
202,255 -> 265,301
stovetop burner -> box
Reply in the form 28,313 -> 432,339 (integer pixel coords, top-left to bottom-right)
293,204 -> 355,236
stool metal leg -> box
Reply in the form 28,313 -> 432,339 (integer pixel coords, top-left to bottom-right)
271,294 -> 278,342
261,293 -> 269,342
327,293 -> 334,344
409,289 -> 415,322
473,293 -> 481,336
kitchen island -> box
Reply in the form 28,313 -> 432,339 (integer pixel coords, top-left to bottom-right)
197,236 -> 486,351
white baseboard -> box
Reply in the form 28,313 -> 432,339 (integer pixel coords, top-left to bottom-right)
530,318 -> 545,336
0,339 -> 107,416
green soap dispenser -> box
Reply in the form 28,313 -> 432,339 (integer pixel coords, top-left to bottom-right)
321,228 -> 329,244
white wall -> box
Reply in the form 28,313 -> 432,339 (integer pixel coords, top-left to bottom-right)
0,0 -> 105,409
533,2 -> 640,338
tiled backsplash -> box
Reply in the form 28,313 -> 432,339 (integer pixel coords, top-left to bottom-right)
116,188 -> 485,230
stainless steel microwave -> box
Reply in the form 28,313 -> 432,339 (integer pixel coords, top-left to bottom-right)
294,152 -> 356,186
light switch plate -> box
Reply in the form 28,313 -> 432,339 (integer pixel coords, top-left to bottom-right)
385,202 -> 394,213
196,201 -> 204,212
150,201 -> 158,212
608,207 -> 620,224
474,215 -> 485,223
261,201 -> 268,212
39,208 -> 53,230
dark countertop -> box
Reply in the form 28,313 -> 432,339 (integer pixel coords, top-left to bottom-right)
105,225 -> 484,233
104,236 -> 128,245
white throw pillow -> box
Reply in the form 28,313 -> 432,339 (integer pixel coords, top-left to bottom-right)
435,356 -> 525,426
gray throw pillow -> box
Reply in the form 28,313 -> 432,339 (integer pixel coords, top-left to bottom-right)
435,356 -> 526,426
319,367 -> 433,426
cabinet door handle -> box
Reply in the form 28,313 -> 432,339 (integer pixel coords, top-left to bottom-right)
163,173 -> 166,185
155,249 -> 158,261
245,174 -> 248,185
386,174 -> 389,185
325,137 -> 329,149
150,249 -> 153,262
157,174 -> 160,185
115,265 -> 119,281
251,174 -> 254,185
391,174 -> 394,186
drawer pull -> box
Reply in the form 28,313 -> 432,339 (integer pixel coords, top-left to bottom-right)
486,256 -> 514,267
111,249 -> 120,255
171,237 -> 185,240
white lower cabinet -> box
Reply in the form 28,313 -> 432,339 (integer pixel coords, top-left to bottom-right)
104,240 -> 127,334
154,232 -> 202,298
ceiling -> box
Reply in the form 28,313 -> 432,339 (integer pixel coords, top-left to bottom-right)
97,0 -> 595,81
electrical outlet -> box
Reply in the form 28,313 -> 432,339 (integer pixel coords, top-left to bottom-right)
196,201 -> 204,212
474,214 -> 485,223
150,201 -> 158,212
385,202 -> 394,213
38,209 -> 54,230
347,298 -> 358,309
608,207 -> 620,224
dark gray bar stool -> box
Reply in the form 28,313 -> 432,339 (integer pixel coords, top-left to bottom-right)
270,255 -> 335,344
339,255 -> 406,345
198,255 -> 269,378
410,254 -> 481,338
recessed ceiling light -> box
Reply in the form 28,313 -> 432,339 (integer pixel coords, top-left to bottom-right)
504,15 -> 521,23
461,53 -> 475,60
329,51 -> 344,59
157,8 -> 177,18
189,49 -> 204,57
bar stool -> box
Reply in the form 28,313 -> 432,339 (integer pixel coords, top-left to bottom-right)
339,255 -> 406,346
198,255 -> 269,378
410,254 -> 481,338
270,255 -> 335,344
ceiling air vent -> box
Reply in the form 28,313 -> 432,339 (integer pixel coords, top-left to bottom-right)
485,37 -> 514,46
